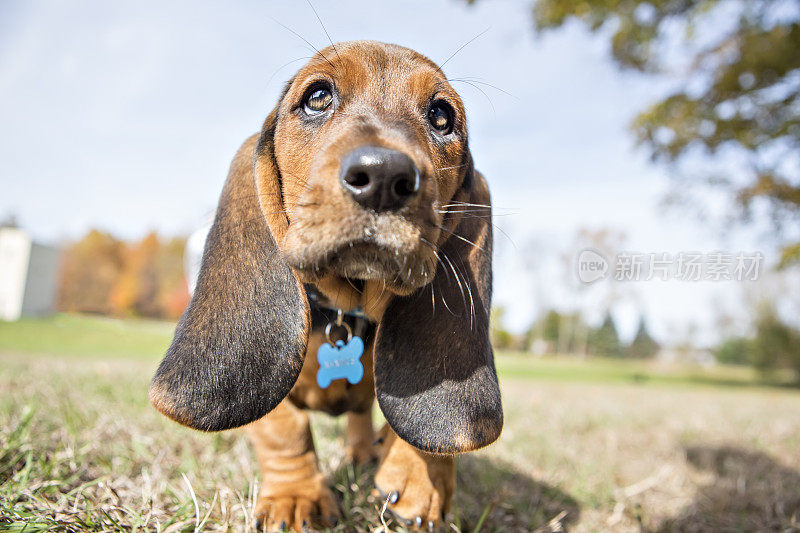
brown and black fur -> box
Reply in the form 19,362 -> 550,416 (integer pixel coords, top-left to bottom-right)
149,41 -> 502,531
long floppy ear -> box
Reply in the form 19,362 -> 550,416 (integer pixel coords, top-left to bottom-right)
149,122 -> 309,432
374,168 -> 502,454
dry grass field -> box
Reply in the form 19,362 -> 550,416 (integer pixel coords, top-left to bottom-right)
1,315 -> 799,532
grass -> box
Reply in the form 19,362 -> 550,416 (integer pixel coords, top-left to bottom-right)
494,351 -> 798,389
0,314 -> 173,360
1,314 -> 799,531
1,314 -> 788,389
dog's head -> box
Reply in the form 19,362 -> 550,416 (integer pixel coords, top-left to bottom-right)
262,41 -> 469,294
150,41 -> 502,454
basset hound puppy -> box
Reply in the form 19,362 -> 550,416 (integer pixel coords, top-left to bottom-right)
149,40 -> 502,531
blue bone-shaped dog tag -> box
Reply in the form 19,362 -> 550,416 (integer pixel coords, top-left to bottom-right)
316,336 -> 364,388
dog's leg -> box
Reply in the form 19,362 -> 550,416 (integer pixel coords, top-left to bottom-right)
247,399 -> 338,532
374,425 -> 455,530
345,410 -> 376,465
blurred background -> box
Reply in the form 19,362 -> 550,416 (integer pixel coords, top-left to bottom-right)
1,1 -> 799,531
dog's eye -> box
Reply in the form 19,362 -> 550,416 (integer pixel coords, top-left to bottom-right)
428,101 -> 453,134
304,87 -> 333,114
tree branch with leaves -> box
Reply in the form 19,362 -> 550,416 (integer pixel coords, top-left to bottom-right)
470,0 -> 800,264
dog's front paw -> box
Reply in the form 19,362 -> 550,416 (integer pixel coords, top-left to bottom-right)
253,474 -> 338,532
374,428 -> 455,530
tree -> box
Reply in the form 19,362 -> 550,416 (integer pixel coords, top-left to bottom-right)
628,317 -> 660,358
0,213 -> 19,229
714,336 -> 753,365
751,306 -> 800,381
468,0 -> 800,265
157,237 -> 190,319
525,309 -> 561,353
526,309 -> 589,355
712,300 -> 800,382
491,306 -> 516,350
111,232 -> 190,319
58,230 -> 125,315
112,232 -> 161,317
588,313 -> 623,357
59,229 -> 189,320
541,309 -> 561,343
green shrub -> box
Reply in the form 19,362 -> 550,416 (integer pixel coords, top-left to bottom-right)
714,337 -> 753,365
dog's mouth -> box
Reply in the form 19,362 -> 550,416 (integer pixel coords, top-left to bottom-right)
283,236 -> 438,290
278,187 -> 443,290
327,241 -> 428,282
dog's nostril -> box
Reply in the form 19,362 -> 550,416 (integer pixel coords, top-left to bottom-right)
346,171 -> 370,189
392,174 -> 417,198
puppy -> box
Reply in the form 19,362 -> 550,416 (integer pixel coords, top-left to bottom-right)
150,40 -> 502,531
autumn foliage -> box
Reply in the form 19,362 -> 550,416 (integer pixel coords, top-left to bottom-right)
58,230 -> 190,320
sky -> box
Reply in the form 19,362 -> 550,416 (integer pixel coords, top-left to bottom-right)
0,0 -> 784,345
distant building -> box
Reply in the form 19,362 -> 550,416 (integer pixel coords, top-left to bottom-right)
0,228 -> 60,321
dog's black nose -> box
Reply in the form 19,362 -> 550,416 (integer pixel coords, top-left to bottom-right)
339,146 -> 420,212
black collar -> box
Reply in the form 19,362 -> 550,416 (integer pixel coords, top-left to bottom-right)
304,284 -> 375,341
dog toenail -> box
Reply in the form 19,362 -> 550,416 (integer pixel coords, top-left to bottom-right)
428,520 -> 435,531
390,491 -> 399,504
415,516 -> 423,527
373,436 -> 384,446
279,521 -> 287,532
